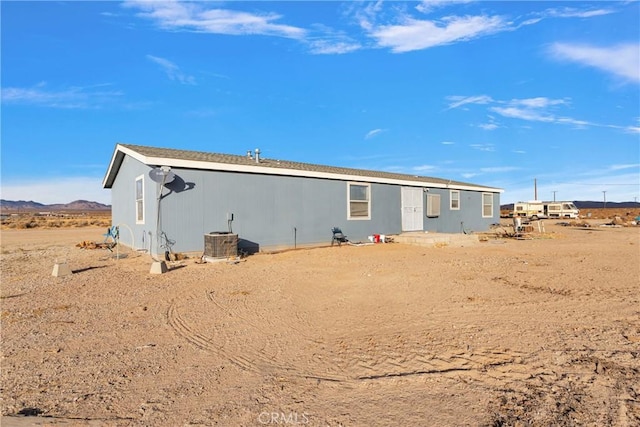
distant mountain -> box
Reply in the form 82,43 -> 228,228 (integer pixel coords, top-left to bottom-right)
0,199 -> 111,211
573,201 -> 640,209
501,201 -> 640,210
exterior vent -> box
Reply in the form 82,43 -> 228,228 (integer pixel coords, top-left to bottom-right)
204,232 -> 238,259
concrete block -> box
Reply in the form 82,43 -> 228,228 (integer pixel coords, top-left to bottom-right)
150,261 -> 168,274
52,263 -> 72,277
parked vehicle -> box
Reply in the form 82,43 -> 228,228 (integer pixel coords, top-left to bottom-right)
513,201 -> 580,220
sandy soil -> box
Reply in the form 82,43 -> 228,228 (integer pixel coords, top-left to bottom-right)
1,222 -> 639,426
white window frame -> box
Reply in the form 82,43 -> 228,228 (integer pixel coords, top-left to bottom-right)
347,182 -> 371,220
482,192 -> 494,218
135,175 -> 145,224
450,190 -> 460,210
426,193 -> 441,217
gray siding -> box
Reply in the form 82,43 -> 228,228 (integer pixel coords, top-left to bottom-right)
423,188 -> 499,233
110,156 -> 500,253
110,156 -> 157,252
156,168 -> 402,253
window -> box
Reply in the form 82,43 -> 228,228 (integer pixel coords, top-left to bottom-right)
135,175 -> 145,224
482,193 -> 493,218
426,193 -> 441,217
348,182 -> 370,220
450,190 -> 460,210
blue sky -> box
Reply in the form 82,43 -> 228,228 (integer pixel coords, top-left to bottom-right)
1,0 -> 639,205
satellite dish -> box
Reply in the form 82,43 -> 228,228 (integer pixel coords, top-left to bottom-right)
149,167 -> 176,184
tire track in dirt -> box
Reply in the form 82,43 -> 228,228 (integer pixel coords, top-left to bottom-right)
167,291 -> 530,384
167,300 -> 258,372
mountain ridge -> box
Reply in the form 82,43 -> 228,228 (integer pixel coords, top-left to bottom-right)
0,199 -> 111,211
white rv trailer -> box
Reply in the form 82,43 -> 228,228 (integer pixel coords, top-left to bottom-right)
513,201 -> 580,220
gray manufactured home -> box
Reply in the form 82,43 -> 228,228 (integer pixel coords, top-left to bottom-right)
103,144 -> 503,255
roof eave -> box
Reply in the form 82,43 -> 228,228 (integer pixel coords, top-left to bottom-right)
104,144 -> 503,193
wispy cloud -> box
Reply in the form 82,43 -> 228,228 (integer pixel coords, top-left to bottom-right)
368,14 -> 507,53
478,122 -> 499,131
448,95 -> 638,132
124,0 -> 306,39
1,82 -> 122,109
490,106 -> 555,123
469,143 -> 495,152
146,55 -> 196,85
543,7 -> 615,19
609,163 -> 640,171
446,95 -> 493,110
354,2 -> 618,54
365,128 -> 386,139
548,42 -> 640,83
308,39 -> 361,55
441,141 -> 455,145
416,0 -> 475,14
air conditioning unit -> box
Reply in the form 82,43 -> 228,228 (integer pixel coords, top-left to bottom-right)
204,232 -> 238,259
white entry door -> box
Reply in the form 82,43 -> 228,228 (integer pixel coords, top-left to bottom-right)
401,187 -> 424,231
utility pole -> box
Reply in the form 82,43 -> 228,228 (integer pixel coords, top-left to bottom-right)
552,191 -> 557,202
534,178 -> 537,200
602,191 -> 607,209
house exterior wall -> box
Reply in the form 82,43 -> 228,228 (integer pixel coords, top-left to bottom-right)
156,167 -> 402,253
422,188 -> 499,233
110,155 -> 157,253
110,155 -> 500,253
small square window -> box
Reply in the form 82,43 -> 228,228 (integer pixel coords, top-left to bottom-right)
427,193 -> 441,217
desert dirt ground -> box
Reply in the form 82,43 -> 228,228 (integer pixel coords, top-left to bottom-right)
1,221 -> 639,426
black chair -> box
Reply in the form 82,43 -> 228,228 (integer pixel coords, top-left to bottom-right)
331,227 -> 348,246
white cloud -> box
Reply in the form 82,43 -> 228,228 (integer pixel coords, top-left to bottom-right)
446,95 -> 493,109
1,177 -> 111,205
124,0 -> 306,39
490,106 -> 555,122
449,94 -> 638,132
416,0 -> 475,14
146,55 -> 196,85
609,163 -> 640,171
549,42 -> 640,83
365,128 -> 386,139
1,83 -> 122,109
544,7 -> 615,19
469,143 -> 495,152
441,141 -> 455,145
308,39 -> 361,55
369,14 -> 507,53
478,123 -> 498,130
511,97 -> 569,108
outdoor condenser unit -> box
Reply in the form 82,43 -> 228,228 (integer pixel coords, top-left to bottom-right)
204,232 -> 238,259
